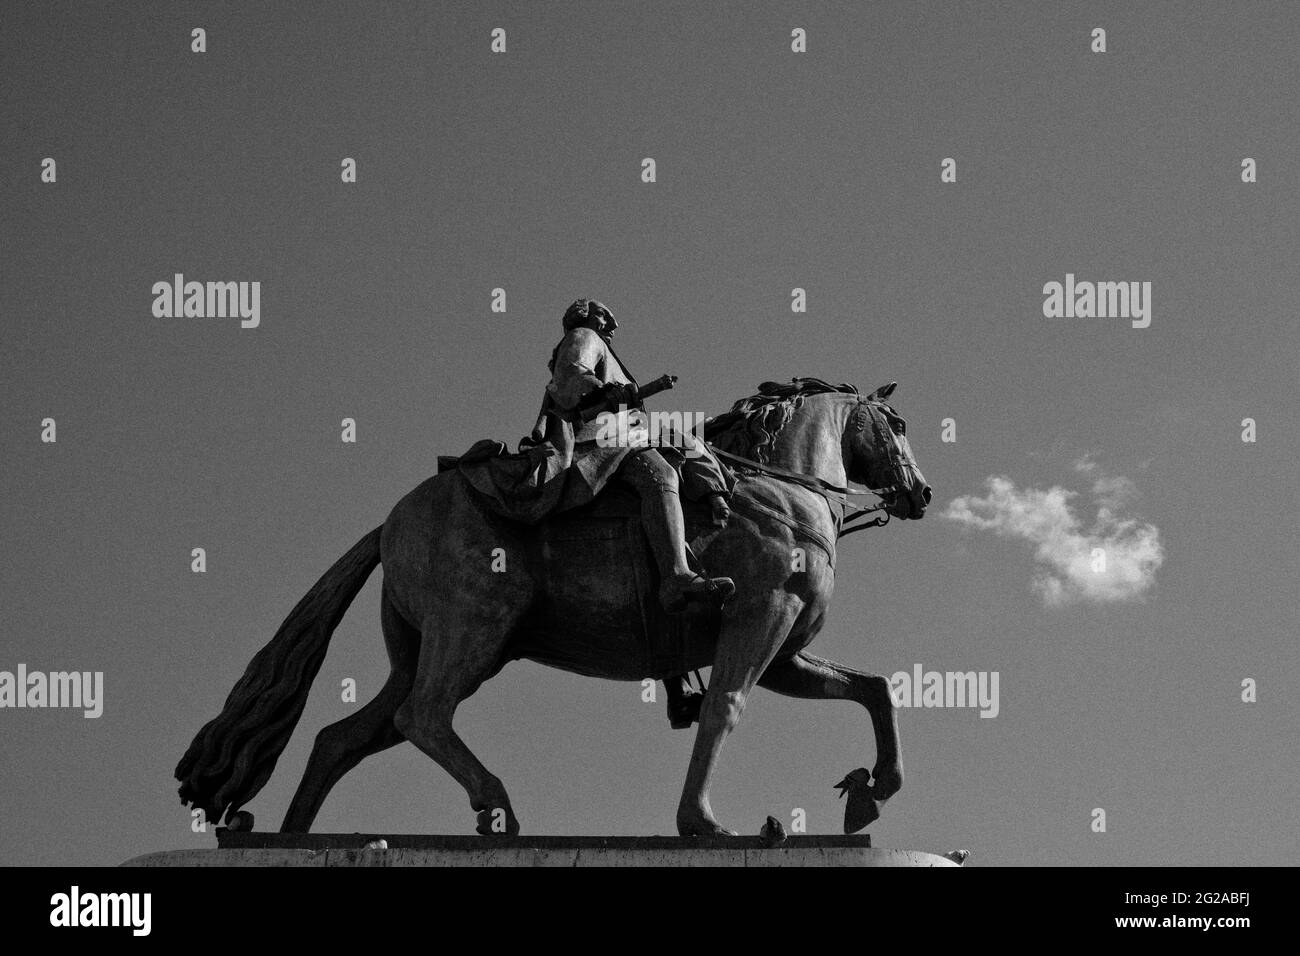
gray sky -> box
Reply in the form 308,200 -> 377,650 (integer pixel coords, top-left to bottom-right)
2,0 -> 1296,866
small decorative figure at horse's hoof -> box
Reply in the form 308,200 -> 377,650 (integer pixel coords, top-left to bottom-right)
667,689 -> 705,729
226,810 -> 255,832
759,815 -> 787,847
834,768 -> 881,833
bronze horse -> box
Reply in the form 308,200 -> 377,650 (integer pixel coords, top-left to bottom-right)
176,378 -> 931,837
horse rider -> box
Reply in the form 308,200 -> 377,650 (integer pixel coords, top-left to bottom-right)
527,298 -> 734,727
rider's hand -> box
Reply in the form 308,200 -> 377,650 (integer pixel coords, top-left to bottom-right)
707,493 -> 731,529
607,383 -> 639,408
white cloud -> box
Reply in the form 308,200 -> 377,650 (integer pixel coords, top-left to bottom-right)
942,469 -> 1163,607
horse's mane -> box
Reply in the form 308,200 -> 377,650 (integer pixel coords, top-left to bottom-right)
704,377 -> 858,464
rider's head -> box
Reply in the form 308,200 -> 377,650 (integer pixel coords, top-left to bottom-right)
563,299 -> 618,339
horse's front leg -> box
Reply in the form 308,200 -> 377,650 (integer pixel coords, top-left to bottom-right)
758,651 -> 903,826
676,595 -> 803,837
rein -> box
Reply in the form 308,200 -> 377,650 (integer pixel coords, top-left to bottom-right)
705,444 -> 892,538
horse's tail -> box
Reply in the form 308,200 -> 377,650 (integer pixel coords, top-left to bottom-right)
174,526 -> 383,825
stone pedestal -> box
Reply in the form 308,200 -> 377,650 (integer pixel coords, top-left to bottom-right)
122,832 -> 965,867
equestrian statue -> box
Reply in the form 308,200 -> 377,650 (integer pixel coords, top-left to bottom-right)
176,298 -> 932,837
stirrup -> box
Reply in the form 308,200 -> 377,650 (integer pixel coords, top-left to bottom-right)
662,574 -> 735,613
667,688 -> 705,729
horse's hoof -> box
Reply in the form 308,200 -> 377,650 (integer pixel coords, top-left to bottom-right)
677,814 -> 738,838
680,825 -> 738,838
834,769 -> 881,833
226,810 -> 255,832
475,806 -> 520,836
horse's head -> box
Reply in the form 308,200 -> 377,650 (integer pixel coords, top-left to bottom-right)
843,382 -> 931,520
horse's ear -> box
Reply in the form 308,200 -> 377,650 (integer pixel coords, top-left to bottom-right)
868,382 -> 897,401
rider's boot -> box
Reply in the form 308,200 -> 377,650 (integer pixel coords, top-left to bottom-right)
640,485 -> 735,613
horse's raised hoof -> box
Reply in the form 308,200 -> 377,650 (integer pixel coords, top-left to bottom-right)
834,768 -> 881,834
870,761 -> 903,802
475,805 -> 520,836
226,810 -> 255,832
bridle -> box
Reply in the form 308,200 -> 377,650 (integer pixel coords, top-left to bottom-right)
705,397 -> 914,539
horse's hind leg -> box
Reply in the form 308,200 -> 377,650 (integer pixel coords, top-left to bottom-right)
280,587 -> 418,832
759,651 -> 903,811
393,605 -> 519,836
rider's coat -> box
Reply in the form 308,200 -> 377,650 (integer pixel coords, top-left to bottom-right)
451,327 -> 732,524
528,326 -> 733,509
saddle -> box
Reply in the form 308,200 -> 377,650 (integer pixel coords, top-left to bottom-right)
436,438 -> 509,474
438,433 -> 732,521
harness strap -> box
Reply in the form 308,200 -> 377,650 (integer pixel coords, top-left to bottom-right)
728,492 -> 839,567
707,445 -> 886,500
839,507 -> 890,537
706,442 -> 895,540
